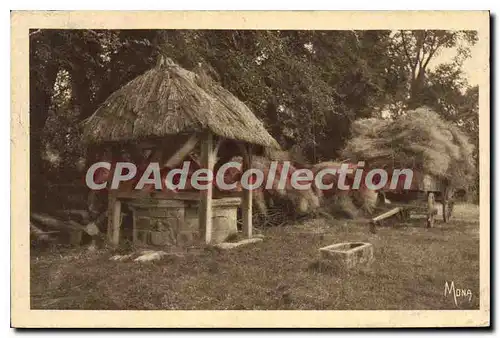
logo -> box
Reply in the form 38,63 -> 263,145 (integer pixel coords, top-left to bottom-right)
444,281 -> 473,307
84,160 -> 414,192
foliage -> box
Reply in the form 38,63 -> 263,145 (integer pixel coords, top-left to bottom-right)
389,30 -> 478,112
29,29 -> 480,206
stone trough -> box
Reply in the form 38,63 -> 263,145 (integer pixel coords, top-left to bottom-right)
319,242 -> 373,269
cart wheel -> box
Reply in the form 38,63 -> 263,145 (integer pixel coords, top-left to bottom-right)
427,192 -> 436,228
442,188 -> 455,223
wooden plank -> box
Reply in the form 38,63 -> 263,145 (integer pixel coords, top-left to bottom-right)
110,199 -> 122,246
131,208 -> 138,244
152,191 -> 200,201
241,144 -> 253,238
106,193 -> 116,243
199,132 -> 214,244
115,190 -> 202,201
30,223 -> 57,241
31,213 -> 82,231
115,190 -> 151,199
137,140 -> 158,149
106,192 -> 123,245
213,190 -> 243,199
56,209 -> 90,222
164,134 -> 199,168
213,138 -> 223,158
382,202 -> 426,210
372,207 -> 402,223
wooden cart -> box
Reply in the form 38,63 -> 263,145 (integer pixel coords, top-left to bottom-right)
370,172 -> 455,233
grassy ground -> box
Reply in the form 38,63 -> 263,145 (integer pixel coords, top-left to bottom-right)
30,203 -> 480,310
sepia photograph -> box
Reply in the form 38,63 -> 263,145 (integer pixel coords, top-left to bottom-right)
11,11 -> 490,328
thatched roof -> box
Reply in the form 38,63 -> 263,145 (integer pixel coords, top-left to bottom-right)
82,57 -> 280,149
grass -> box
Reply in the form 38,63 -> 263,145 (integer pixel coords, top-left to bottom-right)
30,203 -> 480,310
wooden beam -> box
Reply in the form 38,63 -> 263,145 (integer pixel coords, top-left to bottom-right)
150,148 -> 164,164
31,212 -> 99,237
213,138 -> 223,158
106,193 -> 115,242
164,134 -> 199,168
107,192 -> 122,246
199,132 -> 215,244
242,144 -> 253,238
31,213 -> 82,232
372,207 -> 402,223
137,141 -> 157,149
30,223 -> 57,241
132,207 -> 138,244
111,199 -> 122,245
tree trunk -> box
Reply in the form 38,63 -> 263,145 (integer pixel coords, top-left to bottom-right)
71,64 -> 96,120
407,70 -> 427,110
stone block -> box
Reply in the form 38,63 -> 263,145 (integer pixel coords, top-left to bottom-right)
319,242 -> 373,269
215,237 -> 263,250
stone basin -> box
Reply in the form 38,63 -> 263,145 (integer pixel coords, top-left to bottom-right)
319,242 -> 374,269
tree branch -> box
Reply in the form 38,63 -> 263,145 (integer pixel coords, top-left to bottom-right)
413,31 -> 426,78
400,31 -> 412,63
401,31 -> 418,81
420,33 -> 437,71
422,45 -> 438,71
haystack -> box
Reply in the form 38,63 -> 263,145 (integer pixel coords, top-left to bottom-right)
322,194 -> 360,219
229,155 -> 319,216
310,161 -> 375,217
351,188 -> 378,215
342,107 -> 475,188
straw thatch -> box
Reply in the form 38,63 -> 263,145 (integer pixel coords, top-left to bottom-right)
82,57 -> 280,149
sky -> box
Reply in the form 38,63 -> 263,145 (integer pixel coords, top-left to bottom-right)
429,41 -> 483,87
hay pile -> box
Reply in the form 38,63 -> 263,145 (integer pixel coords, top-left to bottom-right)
351,188 -> 378,215
342,107 -> 475,188
311,161 -> 378,218
318,187 -> 378,219
229,156 -> 320,217
322,194 -> 360,219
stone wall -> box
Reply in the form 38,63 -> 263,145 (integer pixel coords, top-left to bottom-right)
128,197 -> 240,246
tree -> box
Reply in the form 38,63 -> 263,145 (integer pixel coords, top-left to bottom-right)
30,29 -> 480,207
156,30 -> 398,161
391,30 -> 478,110
29,29 -> 160,210
30,30 -> 62,206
